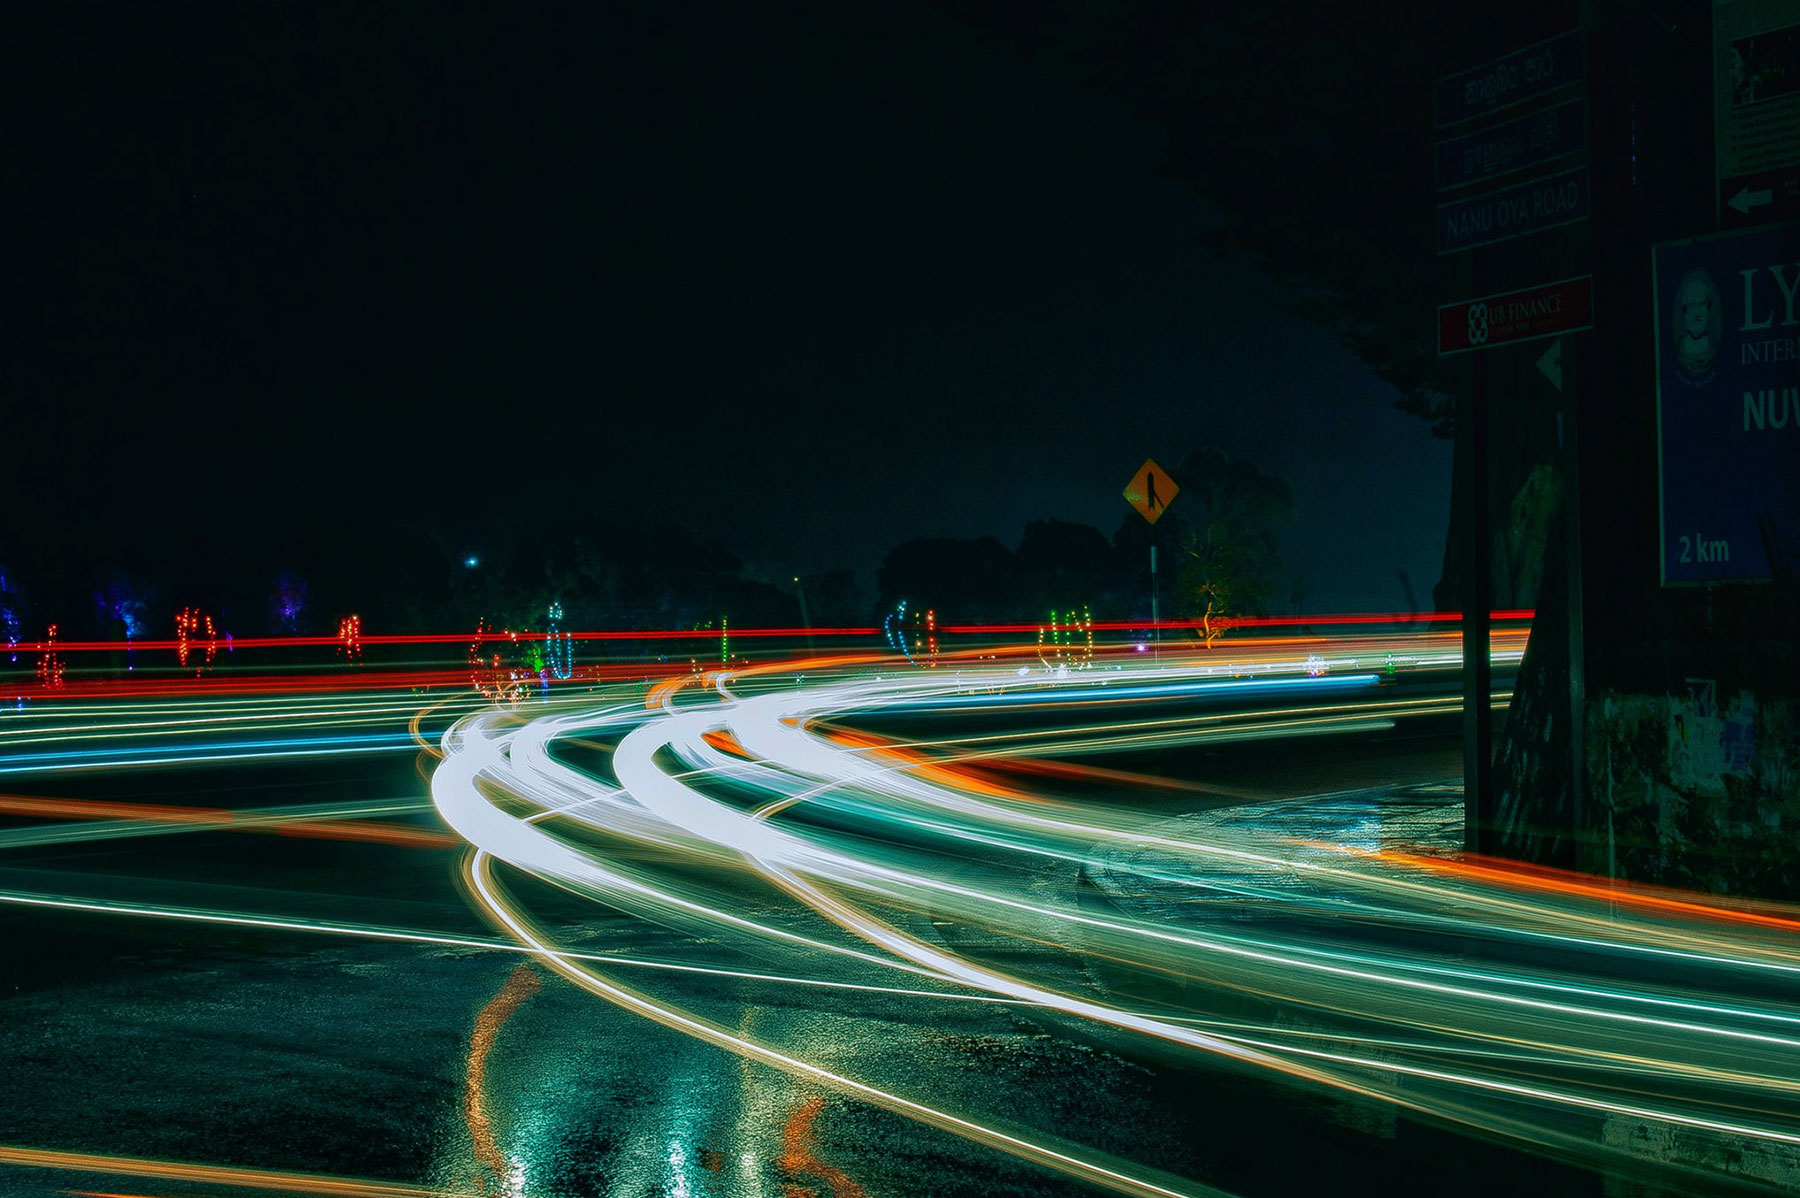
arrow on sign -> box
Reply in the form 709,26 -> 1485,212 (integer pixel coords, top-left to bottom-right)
1728,187 -> 1773,216
1536,339 -> 1563,392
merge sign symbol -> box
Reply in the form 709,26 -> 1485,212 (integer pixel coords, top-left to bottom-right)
1123,458 -> 1179,524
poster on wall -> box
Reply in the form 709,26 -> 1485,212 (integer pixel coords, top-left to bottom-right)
1715,0 -> 1800,228
1654,224 -> 1800,584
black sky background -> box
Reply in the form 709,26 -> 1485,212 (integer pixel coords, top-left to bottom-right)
8,3 -> 1450,614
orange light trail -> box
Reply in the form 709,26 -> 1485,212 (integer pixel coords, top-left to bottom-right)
463,963 -> 542,1184
1380,848 -> 1800,935
0,1145 -> 470,1196
0,793 -> 456,849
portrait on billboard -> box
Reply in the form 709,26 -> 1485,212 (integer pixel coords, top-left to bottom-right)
1673,267 -> 1723,381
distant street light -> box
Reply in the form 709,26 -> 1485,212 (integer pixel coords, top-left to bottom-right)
793,576 -> 815,651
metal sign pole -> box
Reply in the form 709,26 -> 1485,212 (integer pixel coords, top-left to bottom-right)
1464,348 -> 1493,856
1150,541 -> 1159,662
1122,458 -> 1178,664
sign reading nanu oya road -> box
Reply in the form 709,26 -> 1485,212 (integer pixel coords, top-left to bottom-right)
1437,166 -> 1589,254
1438,275 -> 1594,356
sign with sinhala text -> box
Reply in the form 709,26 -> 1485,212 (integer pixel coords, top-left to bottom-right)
1437,166 -> 1589,254
1438,276 -> 1594,356
1434,29 -> 1584,129
1435,97 -> 1586,193
1715,1 -> 1800,229
1123,459 -> 1179,525
1654,225 -> 1800,584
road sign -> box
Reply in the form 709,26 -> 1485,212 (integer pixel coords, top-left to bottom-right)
1434,29 -> 1584,130
1654,224 -> 1800,584
1435,97 -> 1586,193
1715,3 -> 1800,229
1437,166 -> 1589,254
1438,276 -> 1594,356
1536,339 -> 1564,391
1123,458 -> 1179,525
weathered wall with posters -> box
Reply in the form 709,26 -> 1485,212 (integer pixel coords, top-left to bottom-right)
1585,687 -> 1800,896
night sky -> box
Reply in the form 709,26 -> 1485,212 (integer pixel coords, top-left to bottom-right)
10,3 -> 1449,614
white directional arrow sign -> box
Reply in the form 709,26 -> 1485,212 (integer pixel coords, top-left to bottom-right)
1536,339 -> 1563,392
1727,187 -> 1773,217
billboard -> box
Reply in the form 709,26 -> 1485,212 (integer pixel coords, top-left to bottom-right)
1715,1 -> 1800,228
1654,224 -> 1800,584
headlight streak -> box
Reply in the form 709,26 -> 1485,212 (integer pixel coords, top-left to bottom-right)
14,626 -> 1773,1192
463,851 -> 1232,1198
433,709 -> 985,985
0,689 -> 490,775
0,1143 -> 471,1196
0,794 -> 447,850
430,645 -> 1800,1193
0,888 -> 1048,1007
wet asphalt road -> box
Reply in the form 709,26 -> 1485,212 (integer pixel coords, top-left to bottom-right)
0,710 -> 1659,1198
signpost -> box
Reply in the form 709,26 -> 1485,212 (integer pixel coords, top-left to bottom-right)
1435,28 -> 1589,857
1122,458 -> 1179,525
1654,224 -> 1800,584
1434,28 -> 1585,130
1438,275 -> 1594,354
1435,97 -> 1586,193
1536,339 -> 1564,391
1437,167 -> 1590,255
1123,458 -> 1179,654
1715,1 -> 1800,230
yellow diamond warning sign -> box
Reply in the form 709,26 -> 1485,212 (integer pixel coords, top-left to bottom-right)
1123,458 -> 1178,524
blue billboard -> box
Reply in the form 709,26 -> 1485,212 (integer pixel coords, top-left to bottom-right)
1655,225 -> 1800,584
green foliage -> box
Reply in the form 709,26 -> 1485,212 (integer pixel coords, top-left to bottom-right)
1169,447 -> 1295,637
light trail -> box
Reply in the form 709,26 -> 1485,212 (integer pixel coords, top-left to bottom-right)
0,888 -> 1050,1006
0,1145 -> 470,1197
427,638 -> 1800,1194
15,621 -> 1704,1195
463,852 -> 1229,1198
0,688 -> 489,775
0,794 -> 457,849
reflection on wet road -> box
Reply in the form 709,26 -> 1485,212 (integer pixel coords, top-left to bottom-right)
6,629 -> 1798,1195
429,641 -> 1799,1195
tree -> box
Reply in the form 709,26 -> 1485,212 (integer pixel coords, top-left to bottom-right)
876,536 -> 1019,623
1167,447 -> 1295,642
1016,518 -> 1117,612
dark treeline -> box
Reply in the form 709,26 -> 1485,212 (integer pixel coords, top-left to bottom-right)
1,449 -> 1298,643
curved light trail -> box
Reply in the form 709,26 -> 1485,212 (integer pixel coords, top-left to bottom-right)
426,637 -> 1800,1195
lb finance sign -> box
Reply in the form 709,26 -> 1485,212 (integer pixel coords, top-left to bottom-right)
1438,275 -> 1594,355
1655,225 -> 1800,584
